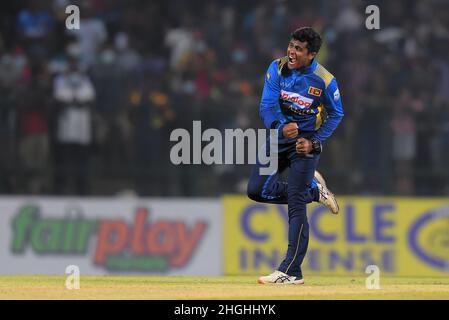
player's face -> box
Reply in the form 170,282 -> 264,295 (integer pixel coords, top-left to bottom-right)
287,39 -> 316,69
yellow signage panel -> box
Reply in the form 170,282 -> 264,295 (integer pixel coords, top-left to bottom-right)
223,196 -> 449,277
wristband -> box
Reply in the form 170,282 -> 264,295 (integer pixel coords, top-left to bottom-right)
311,139 -> 322,154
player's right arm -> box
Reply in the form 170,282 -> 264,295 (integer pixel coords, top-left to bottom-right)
259,60 -> 291,138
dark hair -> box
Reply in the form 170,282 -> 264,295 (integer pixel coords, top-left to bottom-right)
291,27 -> 322,54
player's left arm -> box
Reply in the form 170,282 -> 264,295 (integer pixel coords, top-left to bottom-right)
311,78 -> 344,143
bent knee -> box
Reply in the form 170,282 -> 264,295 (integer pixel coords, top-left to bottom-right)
247,184 -> 262,202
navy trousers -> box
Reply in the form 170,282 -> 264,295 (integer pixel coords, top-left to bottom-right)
247,138 -> 320,278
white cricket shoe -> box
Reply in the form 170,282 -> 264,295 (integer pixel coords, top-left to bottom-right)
257,270 -> 304,285
314,171 -> 339,214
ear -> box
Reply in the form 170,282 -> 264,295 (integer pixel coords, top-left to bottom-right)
308,51 -> 317,60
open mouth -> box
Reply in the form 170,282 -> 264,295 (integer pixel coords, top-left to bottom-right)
288,55 -> 297,64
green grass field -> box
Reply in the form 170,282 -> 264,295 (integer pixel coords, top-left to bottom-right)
0,275 -> 448,300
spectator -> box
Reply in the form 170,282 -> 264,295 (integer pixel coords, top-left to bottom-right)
52,56 -> 95,195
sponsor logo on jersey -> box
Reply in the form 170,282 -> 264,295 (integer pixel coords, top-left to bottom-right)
287,105 -> 317,115
308,86 -> 322,97
280,90 -> 313,109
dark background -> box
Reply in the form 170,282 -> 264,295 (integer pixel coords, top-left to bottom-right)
0,0 -> 448,197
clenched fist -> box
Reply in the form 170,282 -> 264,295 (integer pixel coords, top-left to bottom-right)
296,138 -> 313,154
282,122 -> 299,139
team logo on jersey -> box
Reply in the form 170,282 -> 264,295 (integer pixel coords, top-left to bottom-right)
280,90 -> 313,109
308,86 -> 322,97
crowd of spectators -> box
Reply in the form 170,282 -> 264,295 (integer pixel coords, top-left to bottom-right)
0,0 -> 448,196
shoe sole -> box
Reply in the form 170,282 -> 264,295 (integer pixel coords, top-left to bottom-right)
320,186 -> 339,214
257,278 -> 305,285
316,171 -> 339,214
328,193 -> 339,214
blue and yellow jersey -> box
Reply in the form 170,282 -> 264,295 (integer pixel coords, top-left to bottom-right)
260,57 -> 344,144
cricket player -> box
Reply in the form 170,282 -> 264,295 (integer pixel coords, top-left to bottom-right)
247,27 -> 344,284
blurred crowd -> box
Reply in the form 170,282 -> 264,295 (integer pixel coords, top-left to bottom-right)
0,0 -> 448,197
